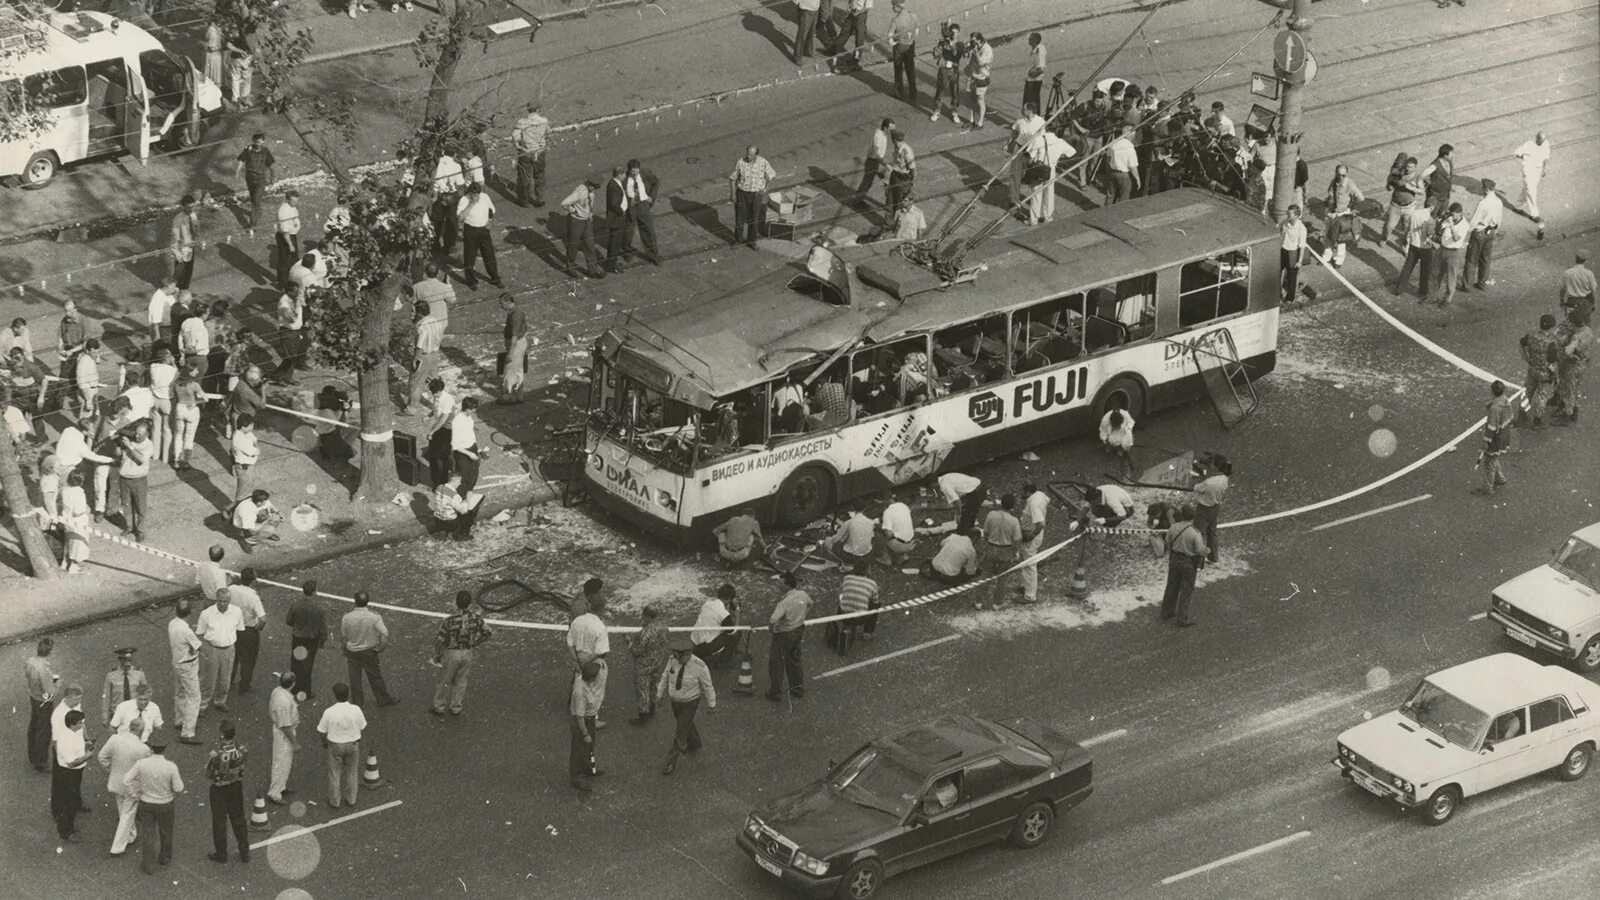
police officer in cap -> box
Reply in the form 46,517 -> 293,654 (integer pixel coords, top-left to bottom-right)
657,636 -> 717,776
103,647 -> 149,728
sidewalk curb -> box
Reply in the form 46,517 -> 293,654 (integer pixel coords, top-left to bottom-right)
299,0 -> 648,65
0,481 -> 560,646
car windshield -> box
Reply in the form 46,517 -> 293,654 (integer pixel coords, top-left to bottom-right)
828,747 -> 924,819
1551,537 -> 1600,592
1398,680 -> 1490,749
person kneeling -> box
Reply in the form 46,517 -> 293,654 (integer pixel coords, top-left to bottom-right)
923,529 -> 979,585
432,474 -> 484,541
232,489 -> 281,548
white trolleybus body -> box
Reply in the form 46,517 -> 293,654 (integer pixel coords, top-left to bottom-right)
583,188 -> 1281,544
0,10 -> 222,187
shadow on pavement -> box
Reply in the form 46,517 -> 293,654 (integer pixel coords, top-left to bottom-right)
741,9 -> 793,58
668,196 -> 732,245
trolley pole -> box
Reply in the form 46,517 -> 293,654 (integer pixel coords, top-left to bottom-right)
1265,0 -> 1314,222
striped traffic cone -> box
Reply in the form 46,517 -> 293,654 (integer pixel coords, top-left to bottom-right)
1069,567 -> 1090,599
249,792 -> 270,831
734,653 -> 756,694
362,752 -> 384,788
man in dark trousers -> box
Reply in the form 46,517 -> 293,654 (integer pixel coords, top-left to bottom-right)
51,709 -> 93,842
1160,503 -> 1207,627
234,132 -> 275,227
603,166 -> 632,273
340,592 -> 398,708
25,637 -> 57,771
285,580 -> 328,701
1419,143 -> 1455,214
205,719 -> 249,864
123,732 -> 184,874
569,660 -> 604,792
767,572 -> 811,701
622,159 -> 661,265
1191,452 -> 1230,564
456,182 -> 503,289
657,637 -> 717,775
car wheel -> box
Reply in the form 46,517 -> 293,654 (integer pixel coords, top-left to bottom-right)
1574,637 -> 1600,674
834,858 -> 883,900
21,152 -> 59,188
1419,786 -> 1460,826
1556,744 -> 1592,782
775,464 -> 835,528
1009,801 -> 1055,848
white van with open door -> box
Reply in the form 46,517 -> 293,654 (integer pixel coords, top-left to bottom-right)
0,9 -> 223,187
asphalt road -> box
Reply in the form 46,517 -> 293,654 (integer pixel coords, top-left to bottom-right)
3,1 -> 1599,898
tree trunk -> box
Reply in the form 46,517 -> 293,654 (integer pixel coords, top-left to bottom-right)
0,435 -> 61,580
351,273 -> 403,505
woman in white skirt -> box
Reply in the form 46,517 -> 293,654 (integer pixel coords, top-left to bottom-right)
59,469 -> 92,575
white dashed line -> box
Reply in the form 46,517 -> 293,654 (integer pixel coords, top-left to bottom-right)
1080,729 -> 1129,748
1160,831 -> 1312,886
1468,612 -> 1488,621
1308,494 -> 1433,532
814,634 -> 962,679
249,799 -> 404,850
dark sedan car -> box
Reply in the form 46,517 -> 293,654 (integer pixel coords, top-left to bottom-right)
735,715 -> 1093,900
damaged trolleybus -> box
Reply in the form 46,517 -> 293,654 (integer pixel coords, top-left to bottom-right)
582,187 -> 1280,543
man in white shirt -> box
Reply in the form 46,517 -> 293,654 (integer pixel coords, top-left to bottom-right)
450,397 -> 484,492
122,736 -> 184,874
1017,484 -> 1051,603
1280,204 -> 1308,304
432,153 -> 466,255
232,489 -> 281,546
109,683 -> 164,741
511,102 -> 550,208
891,194 -> 928,241
1009,103 -> 1047,222
317,682 -> 368,809
267,671 -> 299,804
53,420 -> 112,487
1459,178 -> 1503,293
559,178 -> 604,277
456,182 -> 502,289
967,33 -> 994,128
690,584 -> 740,664
52,709 -> 93,842
567,587 -> 610,725
0,316 -> 32,361
1513,130 -> 1550,239
148,278 -> 177,344
178,309 -> 210,368
287,249 -> 329,293
1090,483 -> 1135,525
1429,201 -> 1470,307
97,720 -> 151,854
829,508 -> 877,564
275,189 -> 302,289
1206,101 -> 1235,137
272,284 -> 306,385
937,471 -> 987,532
167,601 -> 203,744
228,570 -> 268,693
1104,123 -> 1142,204
876,498 -> 916,565
195,589 -> 244,713
623,158 -> 661,265
74,338 -> 103,418
927,530 -> 979,584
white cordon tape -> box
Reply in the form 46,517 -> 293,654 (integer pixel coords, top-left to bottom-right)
360,430 -> 394,443
84,259 -> 1526,634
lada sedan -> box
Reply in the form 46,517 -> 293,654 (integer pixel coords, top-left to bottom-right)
1488,522 -> 1600,671
736,715 -> 1093,899
1334,653 -> 1600,825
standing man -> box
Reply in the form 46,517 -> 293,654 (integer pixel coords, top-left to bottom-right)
569,661 -> 605,792
1552,307 -> 1593,426
1476,380 -> 1513,495
885,129 -> 917,213
97,718 -> 151,856
228,570 -> 267,694
937,470 -> 987,533
109,683 -> 164,741
342,592 -> 398,708
1280,204 -> 1308,304
1104,123 -> 1141,205
432,590 -> 492,717
887,0 -> 919,108
1022,32 -> 1046,115
657,637 -> 717,776
1459,178 -> 1502,292
275,189 -> 301,289
1561,250 -> 1596,318
1429,202 -> 1470,308
559,177 -> 605,278
511,102 -> 549,208
195,588 -> 243,714
766,571 -> 811,701
450,396 -> 485,493
929,26 -> 965,123
404,264 -> 453,414
271,284 -> 306,385
235,133 -> 275,228
116,420 -> 152,541
1521,314 -> 1559,429
51,709 -> 93,843
1322,163 -> 1364,268
1393,202 -> 1435,299
1159,503 -> 1207,627
167,602 -> 202,745
148,277 -> 178,346
857,118 -> 895,208
1512,130 -> 1550,240
432,149 -> 467,257
25,638 -> 57,771
123,733 -> 183,875
979,493 -> 1023,608
840,0 -> 871,68
1419,143 -> 1455,215
457,182 -> 503,289
197,548 -> 229,619
266,672 -> 299,805
730,146 -> 778,247
1017,483 -> 1050,604
102,646 -> 150,729
204,720 -> 249,864
627,604 -> 669,725
623,159 -> 661,265
1192,453 -> 1230,564
316,683 -> 367,809
566,583 -> 610,723
966,31 -> 993,129
794,0 -> 819,64
499,294 -> 528,404
603,166 -> 632,272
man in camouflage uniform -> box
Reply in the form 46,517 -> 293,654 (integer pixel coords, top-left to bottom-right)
1520,314 -> 1559,429
1553,307 -> 1593,425
628,605 -> 670,725
1475,381 -> 1513,495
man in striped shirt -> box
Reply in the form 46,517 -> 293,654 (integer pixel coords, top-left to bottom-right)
657,637 -> 716,775
832,561 -> 880,655
729,146 -> 777,247
432,590 -> 492,716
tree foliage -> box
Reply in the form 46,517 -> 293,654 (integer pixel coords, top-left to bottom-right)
0,0 -> 61,143
215,0 -> 314,114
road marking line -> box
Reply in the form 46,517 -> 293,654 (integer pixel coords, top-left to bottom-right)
1160,831 -> 1312,886
1308,494 -> 1432,532
1080,728 -> 1128,748
814,634 -> 961,680
248,799 -> 404,850
1469,612 -> 1488,621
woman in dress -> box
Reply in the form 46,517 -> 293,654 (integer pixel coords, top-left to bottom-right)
59,470 -> 92,575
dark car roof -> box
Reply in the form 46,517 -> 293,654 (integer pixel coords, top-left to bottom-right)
874,715 -> 1018,775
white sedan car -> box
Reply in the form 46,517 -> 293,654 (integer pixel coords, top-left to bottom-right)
1488,522 -> 1600,671
1334,653 -> 1600,825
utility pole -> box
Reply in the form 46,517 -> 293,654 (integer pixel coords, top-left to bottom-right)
1262,0 -> 1315,222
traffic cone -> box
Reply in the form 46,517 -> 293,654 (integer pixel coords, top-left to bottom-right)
1069,567 -> 1089,599
362,752 -> 383,787
249,792 -> 270,831
734,652 -> 756,694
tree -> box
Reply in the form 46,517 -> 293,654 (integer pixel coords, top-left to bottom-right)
0,1 -> 60,145
0,384 -> 60,581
